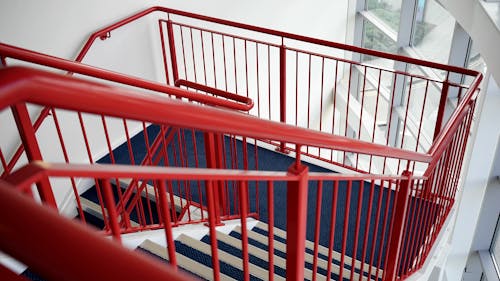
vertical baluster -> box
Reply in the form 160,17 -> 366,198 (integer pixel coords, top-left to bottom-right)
384,171 -> 412,281
99,179 -> 121,243
11,103 -> 56,208
267,180 -> 275,281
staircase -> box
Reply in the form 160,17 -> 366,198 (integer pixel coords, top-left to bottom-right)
0,5 -> 483,281
78,185 -> 384,281
138,222 -> 384,281
72,140 -> 385,281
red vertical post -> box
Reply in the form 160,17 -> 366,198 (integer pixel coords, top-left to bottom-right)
215,134 -> 227,216
203,132 -> 223,226
0,56 -> 6,67
433,81 -> 450,140
286,162 -> 309,281
10,103 -> 57,208
157,180 -> 177,268
158,20 -> 171,85
239,181 -> 250,281
277,43 -> 288,153
384,171 -> 413,281
167,20 -> 179,84
99,179 -> 121,243
205,180 -> 221,281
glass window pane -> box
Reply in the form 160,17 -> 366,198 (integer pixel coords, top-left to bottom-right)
491,215 -> 500,275
411,0 -> 455,64
465,41 -> 487,85
366,0 -> 403,32
362,20 -> 398,66
468,42 -> 487,74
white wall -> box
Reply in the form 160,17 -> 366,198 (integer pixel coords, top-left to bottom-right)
438,0 -> 500,85
0,0 -> 349,209
442,74 -> 500,281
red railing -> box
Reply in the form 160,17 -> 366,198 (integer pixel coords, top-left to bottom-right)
72,6 -> 479,175
0,6 -> 482,281
0,64 -> 479,281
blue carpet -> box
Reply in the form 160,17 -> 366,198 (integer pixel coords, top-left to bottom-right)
91,126 -> 438,277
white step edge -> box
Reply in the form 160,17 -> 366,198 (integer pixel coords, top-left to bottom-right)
79,197 -> 139,227
118,178 -> 207,221
177,234 -> 274,281
233,226 -> 373,281
217,228 -> 334,281
140,239 -> 235,281
253,222 -> 383,279
215,230 -> 286,281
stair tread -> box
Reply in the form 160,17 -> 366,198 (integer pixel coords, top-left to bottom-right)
233,226 -> 357,281
139,239 -> 235,281
80,197 -> 139,227
118,178 -> 187,211
246,224 -> 382,280
178,234 -> 274,281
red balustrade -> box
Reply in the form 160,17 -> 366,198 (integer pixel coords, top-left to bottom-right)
0,5 -> 482,281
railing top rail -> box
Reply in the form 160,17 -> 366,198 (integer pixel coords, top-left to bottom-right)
0,43 -> 253,111
6,161 -> 412,192
73,6 -> 484,169
77,6 -> 480,78
0,66 -> 431,164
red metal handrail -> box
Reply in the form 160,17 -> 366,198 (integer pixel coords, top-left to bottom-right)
0,6 -> 484,280
0,42 -> 253,177
0,66 -> 430,163
0,43 -> 253,111
0,65 -> 479,281
76,6 -> 479,76
0,179 -> 194,281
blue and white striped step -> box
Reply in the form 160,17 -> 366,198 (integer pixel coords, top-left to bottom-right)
137,221 -> 382,281
248,222 -> 383,280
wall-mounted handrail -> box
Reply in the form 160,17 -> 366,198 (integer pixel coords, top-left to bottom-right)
0,66 -> 431,163
76,6 -> 480,77
73,5 -> 483,175
0,43 -> 253,177
0,43 -> 253,111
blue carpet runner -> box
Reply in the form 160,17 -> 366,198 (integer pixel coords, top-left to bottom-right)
73,126 -> 438,279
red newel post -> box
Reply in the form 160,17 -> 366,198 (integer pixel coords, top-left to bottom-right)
286,162 -> 309,281
384,170 -> 413,281
203,132 -> 223,226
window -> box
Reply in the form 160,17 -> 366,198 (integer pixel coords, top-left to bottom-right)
491,215 -> 500,276
366,0 -> 402,32
411,0 -> 455,64
362,19 -> 398,66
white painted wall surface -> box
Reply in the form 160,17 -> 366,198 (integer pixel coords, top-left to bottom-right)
0,0 -> 349,208
441,74 -> 500,281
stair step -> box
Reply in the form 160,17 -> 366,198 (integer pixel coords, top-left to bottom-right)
177,234 -> 265,281
80,182 -> 161,226
240,224 -> 382,280
117,179 -> 206,222
201,232 -> 287,280
139,239 -> 234,281
79,197 -> 140,227
232,226 -> 347,281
